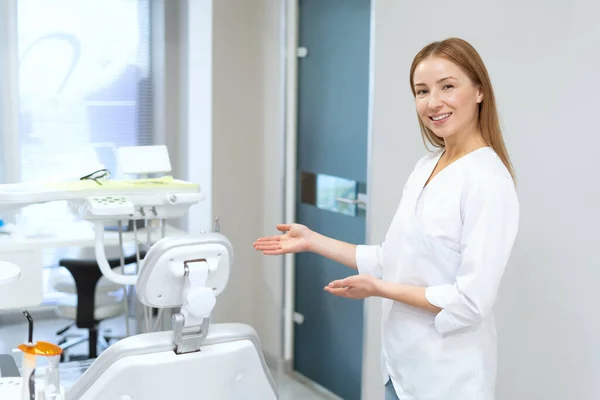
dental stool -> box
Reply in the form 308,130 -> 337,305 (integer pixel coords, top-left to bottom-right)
52,251 -> 144,360
65,233 -> 279,400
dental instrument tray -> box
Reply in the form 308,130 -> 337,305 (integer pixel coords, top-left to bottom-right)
0,176 -> 204,217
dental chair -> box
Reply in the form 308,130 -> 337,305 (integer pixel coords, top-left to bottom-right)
0,149 -> 278,399
65,233 -> 278,400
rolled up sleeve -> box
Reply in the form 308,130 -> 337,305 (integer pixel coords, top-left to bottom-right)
425,175 -> 519,335
356,243 -> 384,279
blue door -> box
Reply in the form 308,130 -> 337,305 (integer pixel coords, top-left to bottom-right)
294,1 -> 371,399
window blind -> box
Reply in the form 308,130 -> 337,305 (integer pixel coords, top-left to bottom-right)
0,0 -> 154,229
16,0 -> 154,183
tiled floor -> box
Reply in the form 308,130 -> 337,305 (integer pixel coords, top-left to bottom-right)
0,311 -> 334,399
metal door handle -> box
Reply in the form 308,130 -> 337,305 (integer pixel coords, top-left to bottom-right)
335,197 -> 366,207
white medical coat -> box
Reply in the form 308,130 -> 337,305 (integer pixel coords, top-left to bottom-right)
356,147 -> 519,400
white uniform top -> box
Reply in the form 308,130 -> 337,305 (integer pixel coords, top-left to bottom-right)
357,146 -> 519,400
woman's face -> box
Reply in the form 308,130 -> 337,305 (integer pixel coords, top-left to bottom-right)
412,56 -> 483,141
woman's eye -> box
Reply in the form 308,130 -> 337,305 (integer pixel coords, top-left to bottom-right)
442,84 -> 454,90
416,89 -> 428,95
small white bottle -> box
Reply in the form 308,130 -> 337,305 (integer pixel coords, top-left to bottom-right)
42,355 -> 62,399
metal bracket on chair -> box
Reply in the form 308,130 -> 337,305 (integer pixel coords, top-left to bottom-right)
172,313 -> 211,355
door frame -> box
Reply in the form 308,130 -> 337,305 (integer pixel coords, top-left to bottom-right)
281,0 -> 377,397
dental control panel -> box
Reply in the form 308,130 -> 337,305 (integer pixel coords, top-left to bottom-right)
69,193 -> 204,221
85,196 -> 135,217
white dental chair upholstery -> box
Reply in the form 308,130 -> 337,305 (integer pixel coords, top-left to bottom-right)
67,324 -> 278,399
65,233 -> 279,400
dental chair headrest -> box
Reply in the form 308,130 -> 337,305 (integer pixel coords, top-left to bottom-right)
136,233 -> 233,308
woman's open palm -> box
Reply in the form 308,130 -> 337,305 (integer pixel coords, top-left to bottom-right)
253,223 -> 312,255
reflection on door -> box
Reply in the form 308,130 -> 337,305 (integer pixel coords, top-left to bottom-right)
300,171 -> 366,217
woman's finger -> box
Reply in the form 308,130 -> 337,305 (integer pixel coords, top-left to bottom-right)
324,286 -> 350,297
254,243 -> 281,251
276,224 -> 292,232
327,279 -> 349,289
262,249 -> 286,255
253,240 -> 280,248
255,235 -> 282,242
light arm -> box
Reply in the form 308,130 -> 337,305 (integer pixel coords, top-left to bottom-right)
303,231 -> 386,278
307,231 -> 359,270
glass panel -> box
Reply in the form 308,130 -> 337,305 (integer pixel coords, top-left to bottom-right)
17,0 -> 152,184
12,0 -> 153,304
14,0 -> 152,235
300,172 -> 366,217
316,173 -> 358,217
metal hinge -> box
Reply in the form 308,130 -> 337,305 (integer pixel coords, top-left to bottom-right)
172,313 -> 211,354
297,47 -> 308,58
293,311 -> 304,324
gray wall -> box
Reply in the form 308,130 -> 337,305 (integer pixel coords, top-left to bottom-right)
366,1 -> 600,399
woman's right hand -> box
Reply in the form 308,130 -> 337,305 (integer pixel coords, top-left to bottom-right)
253,223 -> 313,255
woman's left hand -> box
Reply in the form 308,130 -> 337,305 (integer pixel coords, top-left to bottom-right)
324,274 -> 380,299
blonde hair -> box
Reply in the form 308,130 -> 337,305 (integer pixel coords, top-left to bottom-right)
409,38 -> 516,181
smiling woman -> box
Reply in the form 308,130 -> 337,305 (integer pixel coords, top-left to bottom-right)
413,69 -> 483,138
255,37 -> 519,400
409,38 -> 515,182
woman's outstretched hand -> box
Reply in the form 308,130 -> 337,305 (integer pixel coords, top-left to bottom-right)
253,223 -> 313,255
324,274 -> 380,299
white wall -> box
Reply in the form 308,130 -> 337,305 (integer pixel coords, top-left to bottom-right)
367,1 -> 600,399
175,0 -> 285,362
210,0 -> 285,359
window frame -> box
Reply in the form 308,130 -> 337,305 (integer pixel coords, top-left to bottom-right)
0,0 -> 22,184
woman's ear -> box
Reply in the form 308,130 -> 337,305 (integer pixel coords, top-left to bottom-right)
476,85 -> 484,104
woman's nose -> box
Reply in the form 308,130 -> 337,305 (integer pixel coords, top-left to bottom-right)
428,92 -> 443,110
